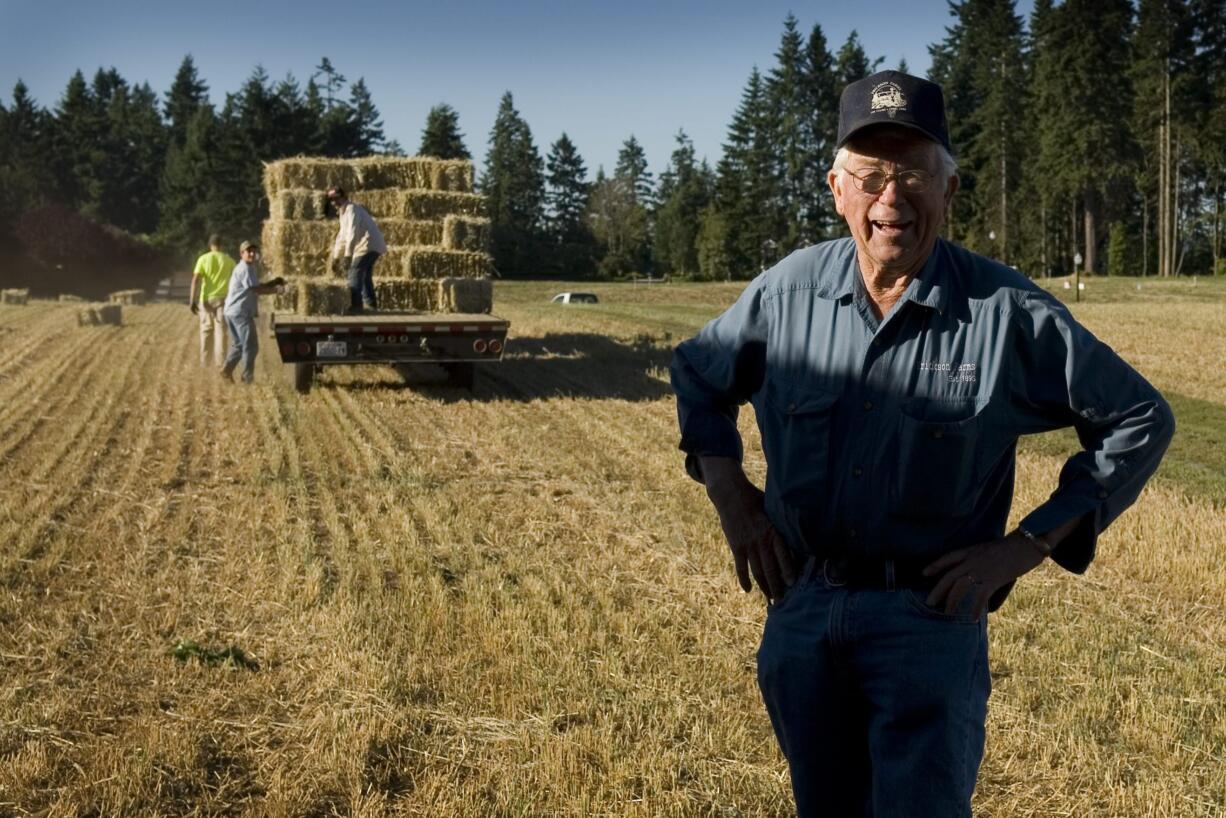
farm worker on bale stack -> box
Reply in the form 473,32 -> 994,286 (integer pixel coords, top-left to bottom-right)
327,185 -> 387,315
671,70 -> 1174,818
220,240 -> 284,384
189,234 -> 236,366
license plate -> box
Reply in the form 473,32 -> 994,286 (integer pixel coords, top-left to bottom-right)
316,340 -> 347,358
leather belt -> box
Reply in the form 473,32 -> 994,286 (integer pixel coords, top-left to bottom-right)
814,555 -> 936,592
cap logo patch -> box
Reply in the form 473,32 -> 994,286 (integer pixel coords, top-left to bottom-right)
870,82 -> 907,119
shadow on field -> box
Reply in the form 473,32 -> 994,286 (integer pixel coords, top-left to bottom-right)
329,332 -> 675,402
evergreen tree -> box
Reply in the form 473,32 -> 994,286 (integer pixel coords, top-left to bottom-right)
52,70 -> 107,214
160,104 -> 218,255
419,103 -> 470,159
100,80 -> 166,233
348,79 -> 384,154
835,31 -> 882,86
312,57 -> 347,111
545,132 -> 590,242
0,81 -> 55,245
164,55 -> 208,148
614,135 -> 654,206
803,23 -> 841,240
930,0 -> 1028,262
767,13 -> 810,252
653,131 -> 712,276
715,67 -> 779,276
481,92 -> 545,275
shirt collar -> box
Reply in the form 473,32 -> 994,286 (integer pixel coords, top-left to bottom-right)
902,239 -> 952,315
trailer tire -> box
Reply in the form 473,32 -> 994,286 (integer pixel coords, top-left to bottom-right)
444,362 -> 476,390
292,362 -> 314,394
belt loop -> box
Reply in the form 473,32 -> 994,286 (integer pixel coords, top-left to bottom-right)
885,560 -> 896,592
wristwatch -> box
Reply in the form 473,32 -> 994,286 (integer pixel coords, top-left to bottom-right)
1017,525 -> 1055,557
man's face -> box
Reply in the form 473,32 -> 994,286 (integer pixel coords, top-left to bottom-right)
241,247 -> 259,263
828,128 -> 957,278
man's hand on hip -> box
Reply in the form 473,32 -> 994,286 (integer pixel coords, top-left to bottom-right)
699,456 -> 797,602
922,533 -> 1046,619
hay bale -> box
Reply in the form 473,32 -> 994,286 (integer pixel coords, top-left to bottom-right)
438,277 -> 493,314
108,289 -> 147,306
77,303 -> 122,326
1,288 -> 30,305
58,294 -> 85,302
442,215 -> 491,252
404,191 -> 486,220
264,156 -> 475,196
289,277 -> 443,315
354,189 -> 409,219
269,189 -> 332,220
403,249 -> 494,280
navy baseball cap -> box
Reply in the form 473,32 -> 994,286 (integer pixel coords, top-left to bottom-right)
836,70 -> 952,154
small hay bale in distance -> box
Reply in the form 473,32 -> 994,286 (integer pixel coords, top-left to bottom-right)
1,288 -> 30,305
404,249 -> 494,280
77,303 -> 122,326
442,216 -> 491,253
108,289 -> 148,306
58,294 -> 85,302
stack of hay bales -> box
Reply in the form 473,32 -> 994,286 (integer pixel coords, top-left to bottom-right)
1,288 -> 30,305
108,289 -> 148,306
262,156 -> 495,315
77,303 -> 122,326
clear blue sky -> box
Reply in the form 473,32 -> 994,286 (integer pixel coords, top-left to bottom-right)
0,0 -> 1035,177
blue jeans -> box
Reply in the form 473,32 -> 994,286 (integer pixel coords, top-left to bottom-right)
757,560 -> 991,818
222,314 -> 259,383
348,252 -> 380,310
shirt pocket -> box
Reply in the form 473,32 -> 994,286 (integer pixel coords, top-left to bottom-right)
891,398 -> 987,520
761,382 -> 840,505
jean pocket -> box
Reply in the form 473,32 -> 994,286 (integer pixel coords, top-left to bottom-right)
891,398 -> 986,521
761,383 -> 839,506
903,589 -> 982,624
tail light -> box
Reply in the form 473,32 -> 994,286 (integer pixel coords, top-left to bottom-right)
296,341 -> 311,356
280,342 -> 293,356
473,338 -> 488,354
399,334 -> 409,343
375,334 -> 385,343
488,339 -> 503,354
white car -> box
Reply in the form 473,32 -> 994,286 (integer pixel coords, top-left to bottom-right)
551,292 -> 599,304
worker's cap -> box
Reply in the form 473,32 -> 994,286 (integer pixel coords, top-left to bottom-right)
837,70 -> 951,154
239,240 -> 259,253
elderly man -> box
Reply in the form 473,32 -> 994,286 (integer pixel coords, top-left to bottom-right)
328,185 -> 387,314
671,70 -> 1173,817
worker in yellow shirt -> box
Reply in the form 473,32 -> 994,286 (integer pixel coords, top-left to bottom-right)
189,234 -> 237,366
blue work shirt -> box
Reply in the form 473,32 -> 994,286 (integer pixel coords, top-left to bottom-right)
672,237 -> 1173,588
223,260 -> 261,320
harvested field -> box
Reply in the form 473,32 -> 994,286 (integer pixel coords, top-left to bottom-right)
0,277 -> 1222,816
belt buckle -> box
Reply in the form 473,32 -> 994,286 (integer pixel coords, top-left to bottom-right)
821,558 -> 847,588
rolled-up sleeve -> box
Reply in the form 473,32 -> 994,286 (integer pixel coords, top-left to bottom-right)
1011,291 -> 1175,573
670,278 -> 770,483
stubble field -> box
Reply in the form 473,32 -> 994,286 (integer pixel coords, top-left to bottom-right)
0,277 -> 1222,817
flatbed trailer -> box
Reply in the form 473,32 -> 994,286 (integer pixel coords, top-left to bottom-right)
270,311 -> 509,393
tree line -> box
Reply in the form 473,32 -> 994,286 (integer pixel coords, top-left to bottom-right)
1,1 -> 1224,288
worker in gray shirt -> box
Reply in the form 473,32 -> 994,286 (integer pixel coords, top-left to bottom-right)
221,240 -> 283,384
671,71 -> 1173,818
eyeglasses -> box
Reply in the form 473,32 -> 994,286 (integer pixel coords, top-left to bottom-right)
846,168 -> 935,194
